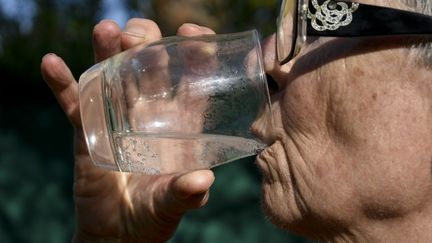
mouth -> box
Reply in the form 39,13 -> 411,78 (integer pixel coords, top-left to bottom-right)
254,142 -> 277,179
254,139 -> 290,186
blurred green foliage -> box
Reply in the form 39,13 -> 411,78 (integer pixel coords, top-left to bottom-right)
0,105 -> 75,243
0,0 -> 313,242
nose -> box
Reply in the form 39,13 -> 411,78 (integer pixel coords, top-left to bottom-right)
261,34 -> 286,95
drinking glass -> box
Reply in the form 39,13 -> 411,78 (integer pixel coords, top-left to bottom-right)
79,30 -> 273,174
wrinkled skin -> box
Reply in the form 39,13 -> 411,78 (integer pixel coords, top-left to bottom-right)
41,20 -> 216,243
258,34 -> 432,242
255,2 -> 432,241
42,0 -> 432,241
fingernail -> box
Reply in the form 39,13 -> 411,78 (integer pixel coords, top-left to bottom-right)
185,23 -> 202,30
198,191 -> 210,207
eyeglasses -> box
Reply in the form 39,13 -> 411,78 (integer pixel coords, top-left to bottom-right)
277,0 -> 432,64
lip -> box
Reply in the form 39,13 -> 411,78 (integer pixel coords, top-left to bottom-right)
254,140 -> 287,185
256,142 -> 277,165
251,125 -> 277,176
255,149 -> 269,172
255,146 -> 273,180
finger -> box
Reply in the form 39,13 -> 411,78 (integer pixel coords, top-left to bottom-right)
157,170 -> 215,219
177,23 -> 216,36
41,53 -> 81,128
135,46 -> 170,98
173,24 -> 218,138
176,23 -> 217,76
92,20 -> 123,63
122,49 -> 171,131
120,18 -> 166,114
122,18 -> 162,50
171,170 -> 214,201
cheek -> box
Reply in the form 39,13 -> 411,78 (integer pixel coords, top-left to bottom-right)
328,73 -> 432,217
266,75 -> 360,224
280,72 -> 329,137
265,51 -> 432,225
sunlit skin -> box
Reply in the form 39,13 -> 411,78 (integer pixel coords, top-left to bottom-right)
115,33 -> 217,173
41,0 -> 432,241
258,33 -> 432,241
41,19 -> 216,242
255,0 -> 432,241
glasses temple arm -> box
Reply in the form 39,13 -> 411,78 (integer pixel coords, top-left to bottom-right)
307,2 -> 432,37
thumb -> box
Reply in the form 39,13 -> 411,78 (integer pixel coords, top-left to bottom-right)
155,170 -> 215,219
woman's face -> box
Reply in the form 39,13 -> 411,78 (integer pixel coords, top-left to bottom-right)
255,32 -> 432,238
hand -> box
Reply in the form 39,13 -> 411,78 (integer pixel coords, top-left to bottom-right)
116,28 -> 218,173
41,18 -> 216,242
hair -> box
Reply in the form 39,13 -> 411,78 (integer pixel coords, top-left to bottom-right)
403,0 -> 432,14
402,0 -> 432,66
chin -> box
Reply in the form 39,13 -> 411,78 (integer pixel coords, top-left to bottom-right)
259,177 -> 296,227
260,185 -> 302,234
260,182 -> 288,225
258,168 -> 315,238
260,187 -> 314,238
255,140 -> 314,236
260,181 -> 344,241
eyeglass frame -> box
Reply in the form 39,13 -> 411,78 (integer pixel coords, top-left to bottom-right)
276,0 -> 432,65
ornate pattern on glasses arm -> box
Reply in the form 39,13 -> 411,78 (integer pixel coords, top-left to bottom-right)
307,0 -> 359,31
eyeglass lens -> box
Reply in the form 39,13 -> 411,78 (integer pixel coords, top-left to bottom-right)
277,0 -> 296,63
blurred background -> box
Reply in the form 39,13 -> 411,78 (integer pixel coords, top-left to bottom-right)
0,0 -> 313,242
